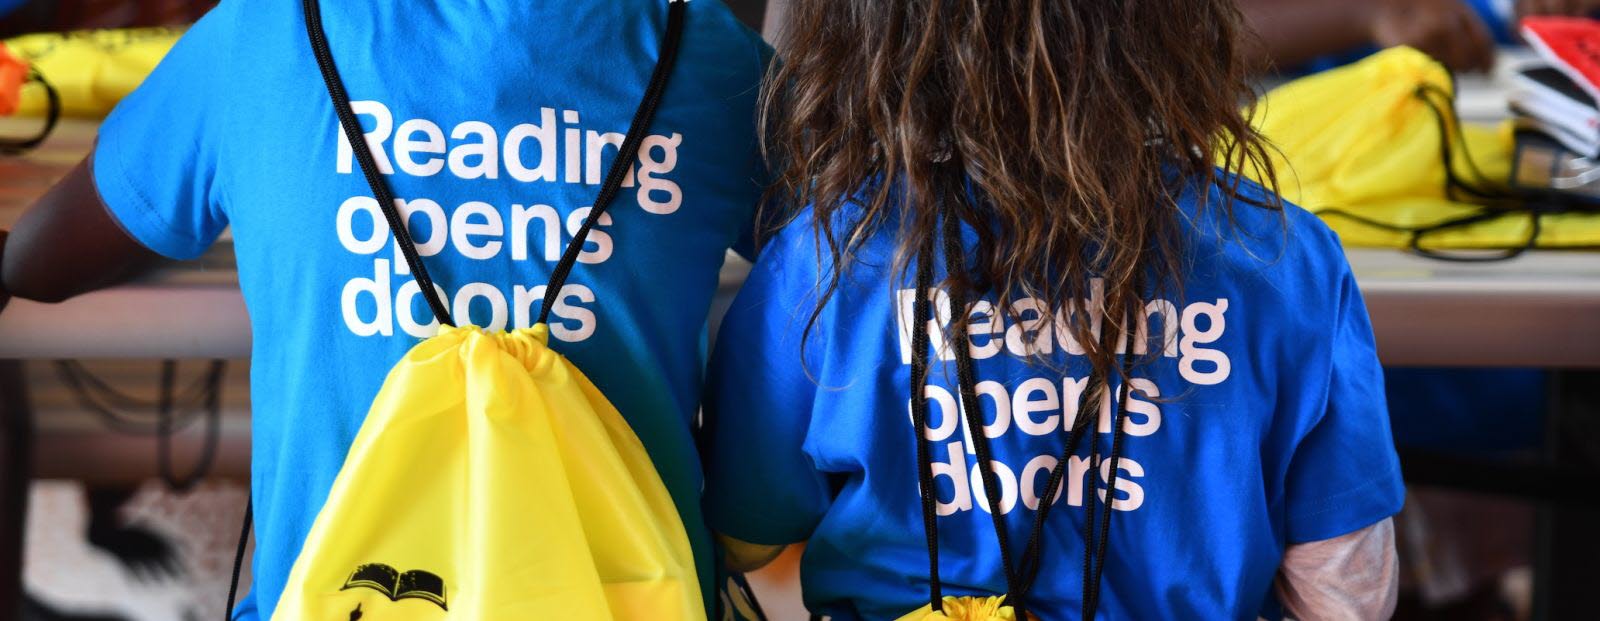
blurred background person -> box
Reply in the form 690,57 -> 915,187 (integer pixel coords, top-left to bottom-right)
1239,0 -> 1600,73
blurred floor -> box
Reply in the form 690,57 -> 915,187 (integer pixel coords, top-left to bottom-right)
17,487 -> 1544,621
1394,489 -> 1533,621
22,479 -> 249,621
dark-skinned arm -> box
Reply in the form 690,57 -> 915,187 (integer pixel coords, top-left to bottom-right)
0,153 -> 162,307
1237,0 -> 1495,73
1237,0 -> 1385,71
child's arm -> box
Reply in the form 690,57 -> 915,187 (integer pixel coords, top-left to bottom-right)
7,1 -> 243,313
703,218 -> 832,561
1275,517 -> 1399,619
1,156 -> 162,306
1237,0 -> 1494,72
5,0 -> 244,313
1268,221 -> 1405,617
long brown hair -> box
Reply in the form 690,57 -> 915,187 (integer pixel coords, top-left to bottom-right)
762,0 -> 1282,406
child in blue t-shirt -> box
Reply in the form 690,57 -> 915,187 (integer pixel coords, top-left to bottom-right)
0,1 -> 769,618
704,2 -> 1404,620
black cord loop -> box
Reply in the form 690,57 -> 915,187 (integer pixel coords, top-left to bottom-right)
0,68 -> 60,155
53,359 -> 227,492
909,228 -> 944,611
911,199 -> 1131,618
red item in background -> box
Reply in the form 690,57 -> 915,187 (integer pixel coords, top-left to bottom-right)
1523,17 -> 1600,103
0,42 -> 24,116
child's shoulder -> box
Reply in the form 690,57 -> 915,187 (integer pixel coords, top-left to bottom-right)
1178,169 -> 1356,289
757,172 -> 1359,306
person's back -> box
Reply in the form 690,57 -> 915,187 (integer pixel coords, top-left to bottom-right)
84,0 -> 768,617
703,2 -> 1403,619
709,185 -> 1400,620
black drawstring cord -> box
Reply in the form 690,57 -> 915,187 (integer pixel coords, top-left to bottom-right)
158,360 -> 226,493
1078,399 -> 1104,618
303,0 -> 452,327
940,207 -> 1023,602
540,0 -> 687,325
54,360 -> 218,433
1010,403 -> 1088,606
910,230 -> 944,612
225,497 -> 252,621
910,206 -> 1019,614
1083,371 -> 1133,621
53,359 -> 226,492
1011,325 -> 1133,616
1416,84 -> 1506,205
0,68 -> 60,155
912,200 -> 1135,618
1013,337 -> 1114,604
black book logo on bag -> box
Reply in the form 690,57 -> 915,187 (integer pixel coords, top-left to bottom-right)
341,563 -> 448,611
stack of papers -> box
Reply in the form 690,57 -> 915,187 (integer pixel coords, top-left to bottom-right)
1513,18 -> 1600,156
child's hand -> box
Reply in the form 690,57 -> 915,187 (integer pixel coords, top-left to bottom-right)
1371,0 -> 1496,72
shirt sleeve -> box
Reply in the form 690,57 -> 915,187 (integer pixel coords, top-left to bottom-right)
1275,518 -> 1399,619
1281,263 -> 1406,544
91,1 -> 240,260
703,223 -> 832,546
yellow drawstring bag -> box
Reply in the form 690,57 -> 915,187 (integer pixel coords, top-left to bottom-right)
245,1 -> 703,619
274,325 -> 702,620
2,27 -> 181,118
1245,46 -> 1600,253
896,596 -> 1025,621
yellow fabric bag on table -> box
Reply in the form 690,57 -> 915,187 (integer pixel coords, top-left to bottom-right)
252,1 -> 703,619
1245,46 -> 1600,254
3,27 -> 181,118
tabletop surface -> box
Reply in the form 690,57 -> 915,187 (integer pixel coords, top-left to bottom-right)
2,105 -> 1598,366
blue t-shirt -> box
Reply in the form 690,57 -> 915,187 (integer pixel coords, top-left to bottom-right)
704,183 -> 1405,620
92,1 -> 768,618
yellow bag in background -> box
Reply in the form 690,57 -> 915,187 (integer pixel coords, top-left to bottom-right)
1246,46 -> 1600,249
273,325 -> 703,620
3,27 -> 181,118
